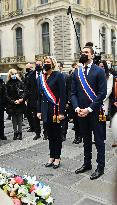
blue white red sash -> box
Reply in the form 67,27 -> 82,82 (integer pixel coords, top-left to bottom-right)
40,73 -> 56,105
77,66 -> 97,102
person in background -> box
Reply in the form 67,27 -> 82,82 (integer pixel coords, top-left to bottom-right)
37,56 -> 66,169
24,63 -> 34,131
6,69 -> 25,140
98,60 -> 113,117
58,61 -> 68,141
109,75 -> 117,147
23,60 -> 42,140
0,74 -> 7,140
66,62 -> 82,144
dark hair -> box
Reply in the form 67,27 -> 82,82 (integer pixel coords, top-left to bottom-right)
85,42 -> 93,47
72,63 -> 77,68
98,60 -> 109,78
57,61 -> 63,68
83,46 -> 94,55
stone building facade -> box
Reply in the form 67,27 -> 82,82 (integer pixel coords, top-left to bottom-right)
0,0 -> 117,72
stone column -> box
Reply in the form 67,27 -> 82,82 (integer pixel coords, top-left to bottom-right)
104,0 -> 108,13
106,28 -> 111,54
99,0 -> 104,11
113,0 -> 116,16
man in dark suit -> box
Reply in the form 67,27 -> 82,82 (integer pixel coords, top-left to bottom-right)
71,46 -> 107,180
24,60 -> 42,140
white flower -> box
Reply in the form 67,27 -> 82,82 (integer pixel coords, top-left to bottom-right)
21,193 -> 38,205
23,175 -> 38,185
36,185 -> 51,199
18,185 -> 29,195
46,196 -> 54,204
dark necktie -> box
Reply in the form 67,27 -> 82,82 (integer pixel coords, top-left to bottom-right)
84,66 -> 88,76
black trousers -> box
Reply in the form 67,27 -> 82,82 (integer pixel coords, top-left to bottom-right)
47,122 -> 62,159
27,106 -> 41,135
73,113 -> 80,137
78,112 -> 106,169
26,105 -> 35,130
0,108 -> 4,138
61,115 -> 68,137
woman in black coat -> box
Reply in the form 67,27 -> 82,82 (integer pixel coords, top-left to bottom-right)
6,69 -> 25,140
37,56 -> 66,168
0,76 -> 6,140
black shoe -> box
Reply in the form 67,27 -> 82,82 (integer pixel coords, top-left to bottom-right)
75,164 -> 92,174
13,132 -> 18,140
0,136 -> 7,140
33,135 -> 41,140
43,134 -> 48,140
18,132 -> 22,140
90,168 -> 104,180
45,162 -> 53,167
53,162 -> 60,169
27,128 -> 34,132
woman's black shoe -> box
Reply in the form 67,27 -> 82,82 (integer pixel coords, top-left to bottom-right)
53,162 -> 60,169
45,162 -> 53,167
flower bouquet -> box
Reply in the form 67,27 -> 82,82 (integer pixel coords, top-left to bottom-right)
0,167 -> 54,205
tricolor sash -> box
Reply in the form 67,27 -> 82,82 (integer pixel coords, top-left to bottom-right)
78,66 -> 97,102
40,73 -> 60,123
39,73 -> 56,104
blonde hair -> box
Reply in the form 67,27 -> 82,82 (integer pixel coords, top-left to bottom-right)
44,56 -> 57,69
7,68 -> 21,81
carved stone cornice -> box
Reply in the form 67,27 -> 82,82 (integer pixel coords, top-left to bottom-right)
0,56 -> 25,64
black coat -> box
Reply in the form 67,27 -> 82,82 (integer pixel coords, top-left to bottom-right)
6,79 -> 25,114
37,71 -> 66,122
0,79 -> 6,108
24,70 -> 39,110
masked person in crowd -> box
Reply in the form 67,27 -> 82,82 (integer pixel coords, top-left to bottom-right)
98,60 -> 113,118
57,61 -> 68,141
23,60 -> 43,140
37,56 -> 66,169
6,69 -> 25,140
0,74 -> 7,140
66,62 -> 82,144
71,46 -> 107,180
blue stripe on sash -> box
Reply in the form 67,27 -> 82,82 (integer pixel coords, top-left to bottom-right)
78,66 -> 97,102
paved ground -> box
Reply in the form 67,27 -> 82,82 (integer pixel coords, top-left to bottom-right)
0,115 -> 117,205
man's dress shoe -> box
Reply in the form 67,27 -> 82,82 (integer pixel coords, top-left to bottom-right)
90,168 -> 104,180
75,164 -> 92,174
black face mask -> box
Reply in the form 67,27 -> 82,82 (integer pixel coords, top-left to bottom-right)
35,64 -> 42,72
44,64 -> 51,71
79,54 -> 89,64
26,68 -> 31,73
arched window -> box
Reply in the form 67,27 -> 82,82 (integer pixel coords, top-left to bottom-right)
42,22 -> 50,55
16,27 -> 23,56
77,0 -> 80,4
101,27 -> 106,53
111,29 -> 116,56
75,22 -> 81,53
16,0 -> 23,10
41,0 -> 48,4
